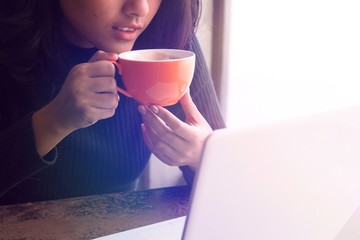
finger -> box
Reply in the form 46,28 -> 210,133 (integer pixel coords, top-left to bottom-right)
141,124 -> 179,166
72,61 -> 116,79
146,105 -> 191,139
95,107 -> 117,120
139,105 -> 189,141
141,123 -> 154,149
139,106 -> 182,145
90,77 -> 118,94
88,50 -> 118,62
139,106 -> 189,160
90,92 -> 119,109
88,50 -> 118,78
141,123 -> 171,161
179,91 -> 205,124
141,121 -> 170,151
88,61 -> 116,78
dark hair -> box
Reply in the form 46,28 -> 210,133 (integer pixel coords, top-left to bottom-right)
0,1 -> 62,86
0,0 -> 201,85
134,0 -> 201,50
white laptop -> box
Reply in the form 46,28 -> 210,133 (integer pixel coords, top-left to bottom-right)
95,106 -> 360,240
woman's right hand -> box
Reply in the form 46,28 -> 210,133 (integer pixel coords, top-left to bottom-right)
32,50 -> 119,156
50,50 -> 119,131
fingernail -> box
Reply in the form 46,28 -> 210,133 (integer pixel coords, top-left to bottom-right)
138,105 -> 146,115
149,105 -> 159,114
117,94 -> 120,101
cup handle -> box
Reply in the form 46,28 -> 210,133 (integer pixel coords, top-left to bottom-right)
111,61 -> 132,98
117,86 -> 132,98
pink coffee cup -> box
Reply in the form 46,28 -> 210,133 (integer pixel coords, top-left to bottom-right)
113,49 -> 196,106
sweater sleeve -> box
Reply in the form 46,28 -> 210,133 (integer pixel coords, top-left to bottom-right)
178,37 -> 227,185
189,37 -> 226,130
0,112 -> 57,198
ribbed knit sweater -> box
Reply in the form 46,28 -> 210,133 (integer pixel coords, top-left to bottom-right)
0,38 -> 225,205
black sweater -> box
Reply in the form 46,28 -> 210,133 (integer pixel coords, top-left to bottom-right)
0,39 -> 225,205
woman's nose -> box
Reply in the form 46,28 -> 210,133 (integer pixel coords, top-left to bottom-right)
122,0 -> 150,17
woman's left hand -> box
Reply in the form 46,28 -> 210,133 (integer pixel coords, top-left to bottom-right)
138,91 -> 213,170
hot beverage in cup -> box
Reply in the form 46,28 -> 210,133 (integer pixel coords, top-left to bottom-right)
114,49 -> 196,106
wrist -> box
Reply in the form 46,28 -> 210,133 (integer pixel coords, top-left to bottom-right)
32,104 -> 73,157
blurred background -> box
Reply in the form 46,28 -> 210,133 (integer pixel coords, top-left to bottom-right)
143,0 -> 360,189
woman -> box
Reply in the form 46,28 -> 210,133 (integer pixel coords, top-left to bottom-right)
0,0 -> 225,205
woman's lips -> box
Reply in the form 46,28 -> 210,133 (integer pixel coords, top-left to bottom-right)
112,25 -> 142,41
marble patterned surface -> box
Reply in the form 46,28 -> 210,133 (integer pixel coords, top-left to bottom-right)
0,186 -> 190,240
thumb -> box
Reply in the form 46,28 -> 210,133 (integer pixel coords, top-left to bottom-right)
179,91 -> 205,125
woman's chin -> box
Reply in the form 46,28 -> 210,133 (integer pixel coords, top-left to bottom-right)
102,42 -> 135,54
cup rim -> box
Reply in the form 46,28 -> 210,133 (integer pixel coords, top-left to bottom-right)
118,49 -> 195,62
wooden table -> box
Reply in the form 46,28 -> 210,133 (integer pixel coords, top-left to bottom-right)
0,186 -> 191,240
